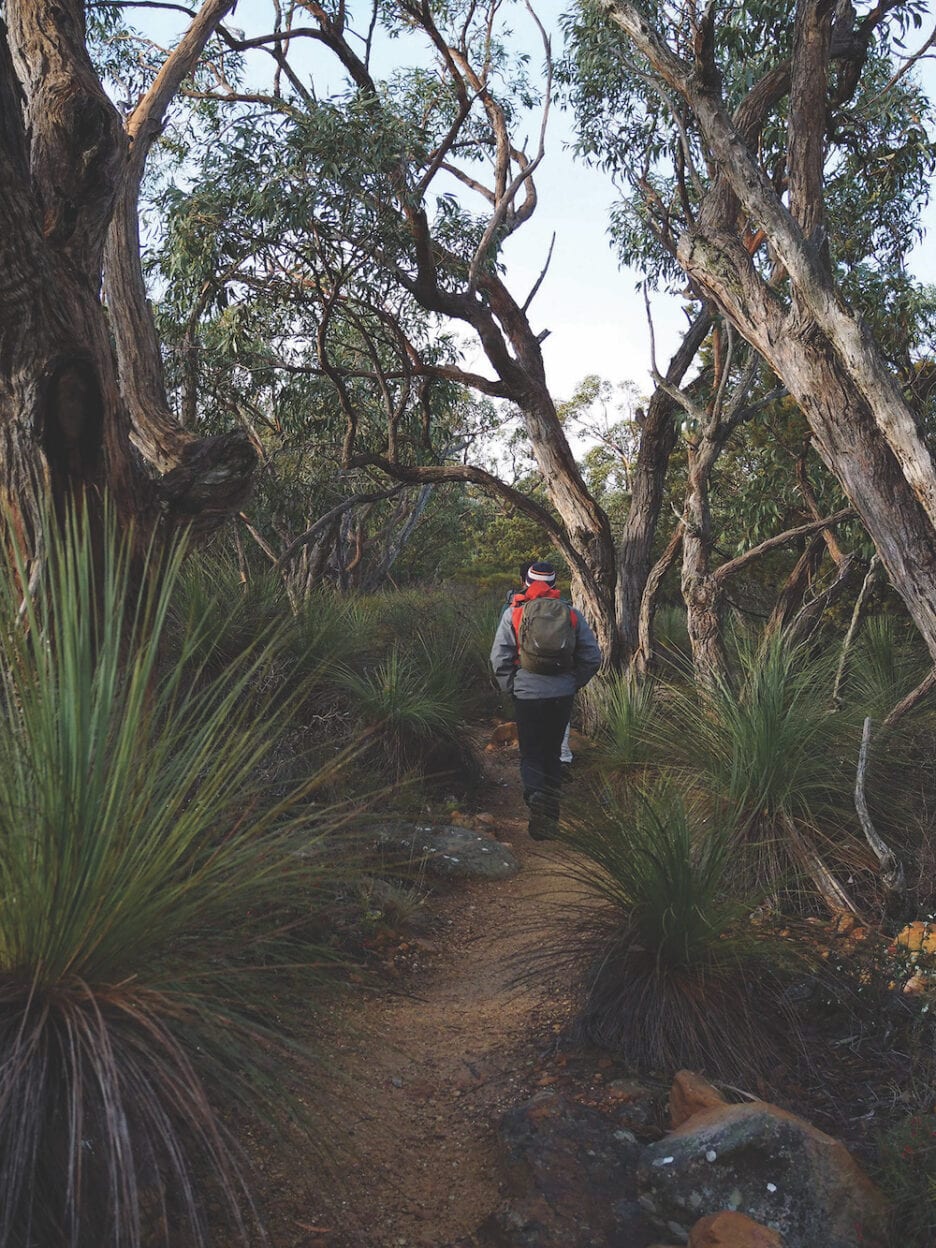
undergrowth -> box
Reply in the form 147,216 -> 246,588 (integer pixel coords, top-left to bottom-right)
0,509 -> 358,1248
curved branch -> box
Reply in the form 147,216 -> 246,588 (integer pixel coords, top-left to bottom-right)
348,451 -> 582,567
713,508 -> 855,583
855,716 -> 906,902
274,486 -> 409,567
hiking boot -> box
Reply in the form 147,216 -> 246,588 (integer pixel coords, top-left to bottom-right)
528,791 -> 558,841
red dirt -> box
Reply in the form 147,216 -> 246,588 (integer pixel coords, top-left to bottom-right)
250,743 -> 582,1248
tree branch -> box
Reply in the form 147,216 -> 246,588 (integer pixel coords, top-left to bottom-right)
713,508 -> 855,583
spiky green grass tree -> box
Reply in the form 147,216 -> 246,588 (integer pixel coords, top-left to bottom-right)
648,635 -> 865,904
540,786 -> 805,1081
0,510 -> 353,1248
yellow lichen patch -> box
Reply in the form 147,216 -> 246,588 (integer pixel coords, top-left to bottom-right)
895,921 -> 936,958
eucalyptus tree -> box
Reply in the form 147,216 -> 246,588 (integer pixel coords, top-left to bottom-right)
0,0 -> 256,556
104,0 -> 628,656
564,0 -> 936,664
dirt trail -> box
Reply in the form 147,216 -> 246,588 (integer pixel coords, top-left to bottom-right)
296,745 -> 579,1248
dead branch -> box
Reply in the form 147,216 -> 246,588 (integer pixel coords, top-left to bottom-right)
779,810 -> 859,916
832,554 -> 880,708
855,716 -> 906,903
883,667 -> 936,730
274,486 -> 409,568
632,523 -> 684,677
713,508 -> 855,583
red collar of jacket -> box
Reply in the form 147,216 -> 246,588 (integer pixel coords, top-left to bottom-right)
511,582 -> 560,605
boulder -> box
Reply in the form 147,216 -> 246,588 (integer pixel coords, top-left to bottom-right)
475,1090 -> 659,1247
669,1071 -> 728,1129
688,1211 -> 783,1247
375,823 -> 518,881
637,1101 -> 889,1248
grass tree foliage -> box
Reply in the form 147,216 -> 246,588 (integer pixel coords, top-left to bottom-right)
563,614 -> 936,1085
0,510 -> 359,1248
169,548 -> 492,789
541,784 -> 805,1080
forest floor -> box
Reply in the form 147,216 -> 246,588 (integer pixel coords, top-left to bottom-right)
248,734 -> 609,1248
233,727 -> 923,1248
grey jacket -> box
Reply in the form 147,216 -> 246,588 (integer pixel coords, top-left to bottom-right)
490,599 -> 603,698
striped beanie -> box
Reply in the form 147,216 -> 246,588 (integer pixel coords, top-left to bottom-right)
525,561 -> 557,585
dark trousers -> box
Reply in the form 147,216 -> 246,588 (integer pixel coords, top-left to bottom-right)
513,695 -> 574,809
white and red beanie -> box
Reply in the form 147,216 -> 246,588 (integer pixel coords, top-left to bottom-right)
525,561 -> 557,586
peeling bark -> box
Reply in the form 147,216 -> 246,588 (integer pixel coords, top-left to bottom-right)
601,0 -> 936,663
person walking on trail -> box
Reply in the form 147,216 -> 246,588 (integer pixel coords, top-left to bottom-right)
490,560 -> 602,839
508,561 -> 576,766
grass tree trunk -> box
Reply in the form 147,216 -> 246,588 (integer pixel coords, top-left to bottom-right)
0,0 -> 254,558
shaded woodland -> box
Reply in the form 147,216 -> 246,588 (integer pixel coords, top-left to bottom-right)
3,0 -> 936,1243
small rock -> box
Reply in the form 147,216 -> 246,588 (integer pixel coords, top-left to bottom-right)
489,721 -> 519,746
374,822 -> 519,881
689,1211 -> 783,1247
669,1070 -> 728,1128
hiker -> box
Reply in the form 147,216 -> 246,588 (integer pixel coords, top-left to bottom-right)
490,561 -> 602,838
508,561 -> 575,766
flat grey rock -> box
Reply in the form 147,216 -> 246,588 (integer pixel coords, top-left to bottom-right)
375,822 -> 518,880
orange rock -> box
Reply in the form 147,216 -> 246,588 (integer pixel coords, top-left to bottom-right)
903,970 -> 933,996
475,812 -> 496,827
689,1211 -> 783,1247
896,920 -> 936,957
489,721 -> 519,746
669,1070 -> 728,1128
835,912 -> 859,936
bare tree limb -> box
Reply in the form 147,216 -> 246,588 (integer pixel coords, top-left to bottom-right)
274,486 -> 409,568
713,508 -> 855,583
779,810 -> 859,915
883,667 -> 936,730
855,716 -> 906,902
832,554 -> 881,708
632,522 -> 683,676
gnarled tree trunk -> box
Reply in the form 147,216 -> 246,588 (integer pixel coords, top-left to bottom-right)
0,0 -> 255,558
602,0 -> 936,665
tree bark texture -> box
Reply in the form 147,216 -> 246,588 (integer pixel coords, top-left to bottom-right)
681,439 -> 728,690
602,0 -> 936,665
616,308 -> 711,662
0,1 -> 255,553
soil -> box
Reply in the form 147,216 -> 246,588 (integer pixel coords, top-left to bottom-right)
233,728 -> 923,1248
250,737 -> 596,1248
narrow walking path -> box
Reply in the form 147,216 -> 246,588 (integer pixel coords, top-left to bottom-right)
287,745 -> 582,1248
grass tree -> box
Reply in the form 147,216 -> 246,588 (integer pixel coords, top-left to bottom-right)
536,784 -> 805,1081
648,635 -> 864,910
0,509 -> 354,1247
